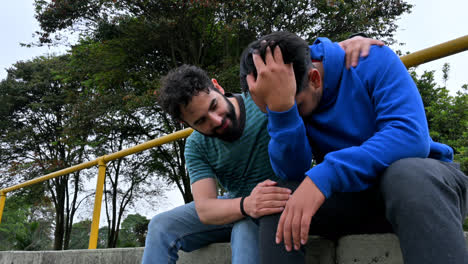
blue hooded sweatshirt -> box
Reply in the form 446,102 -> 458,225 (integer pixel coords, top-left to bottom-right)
266,37 -> 454,198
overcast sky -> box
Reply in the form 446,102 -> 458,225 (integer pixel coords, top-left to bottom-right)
1,0 -> 467,219
391,0 -> 467,94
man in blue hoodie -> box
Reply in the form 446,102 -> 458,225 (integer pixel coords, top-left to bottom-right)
240,31 -> 468,264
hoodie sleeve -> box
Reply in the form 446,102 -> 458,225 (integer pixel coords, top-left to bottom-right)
266,104 -> 312,181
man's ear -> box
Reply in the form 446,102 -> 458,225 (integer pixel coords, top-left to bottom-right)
211,79 -> 225,94
178,119 -> 188,126
308,68 -> 322,91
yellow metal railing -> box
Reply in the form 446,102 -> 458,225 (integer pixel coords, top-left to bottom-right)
0,128 -> 193,249
400,35 -> 468,68
0,35 -> 467,249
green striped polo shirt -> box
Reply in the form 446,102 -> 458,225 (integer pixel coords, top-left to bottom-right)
185,93 -> 279,198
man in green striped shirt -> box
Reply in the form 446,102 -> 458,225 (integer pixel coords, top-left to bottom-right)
142,65 -> 290,264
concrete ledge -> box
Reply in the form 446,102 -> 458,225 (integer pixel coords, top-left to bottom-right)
337,234 -> 402,264
1,233 -> 467,264
0,248 -> 145,264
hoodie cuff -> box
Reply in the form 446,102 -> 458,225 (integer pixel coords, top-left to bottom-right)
305,161 -> 339,199
266,103 -> 302,131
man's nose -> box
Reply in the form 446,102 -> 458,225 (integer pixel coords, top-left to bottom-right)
208,112 -> 223,128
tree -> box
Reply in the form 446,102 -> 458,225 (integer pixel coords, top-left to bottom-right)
118,214 -> 150,247
0,189 -> 54,251
31,0 -> 413,204
68,219 -> 92,249
411,67 -> 468,175
0,55 -> 94,250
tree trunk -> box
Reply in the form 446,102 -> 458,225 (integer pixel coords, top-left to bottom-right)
53,177 -> 66,250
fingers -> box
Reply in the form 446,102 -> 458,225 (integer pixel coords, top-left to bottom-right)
263,186 -> 291,194
344,46 -> 352,70
344,43 -> 362,69
249,199 -> 287,218
255,44 -> 288,69
253,182 -> 291,195
252,50 -> 266,72
300,213 -> 312,246
261,193 -> 291,201
272,45 -> 284,65
249,194 -> 289,218
350,47 -> 360,68
259,199 -> 288,209
359,39 -> 384,58
257,179 -> 277,187
371,39 -> 385,47
255,207 -> 285,218
275,210 -> 286,244
264,46 -> 275,65
292,211 -> 302,251
342,38 -> 387,69
282,208 -> 293,251
248,183 -> 291,218
276,207 -> 286,244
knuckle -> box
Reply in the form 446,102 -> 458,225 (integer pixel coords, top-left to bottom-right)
257,70 -> 267,77
292,222 -> 300,230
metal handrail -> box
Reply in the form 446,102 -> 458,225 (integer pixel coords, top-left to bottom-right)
400,35 -> 468,68
0,128 -> 193,249
0,35 -> 467,249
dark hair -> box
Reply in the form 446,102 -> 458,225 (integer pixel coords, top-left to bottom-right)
158,65 -> 214,120
240,31 -> 312,94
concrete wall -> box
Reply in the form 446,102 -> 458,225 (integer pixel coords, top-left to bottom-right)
1,233 -> 467,264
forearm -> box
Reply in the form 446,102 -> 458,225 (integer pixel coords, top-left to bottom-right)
194,197 -> 244,225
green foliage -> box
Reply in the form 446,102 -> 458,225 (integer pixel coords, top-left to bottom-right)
33,0 -> 413,89
64,214 -> 150,249
118,214 -> 150,247
0,191 -> 54,251
214,64 -> 242,94
0,55 -> 100,250
411,68 -> 468,175
67,220 -> 92,249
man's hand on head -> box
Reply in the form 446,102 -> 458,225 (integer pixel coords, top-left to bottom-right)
338,36 -> 385,69
275,177 -> 325,252
244,179 -> 291,218
246,45 -> 296,112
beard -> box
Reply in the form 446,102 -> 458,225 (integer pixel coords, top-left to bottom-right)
205,95 -> 243,142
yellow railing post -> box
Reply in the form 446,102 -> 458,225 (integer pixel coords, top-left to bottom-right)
88,158 -> 107,249
0,192 -> 6,224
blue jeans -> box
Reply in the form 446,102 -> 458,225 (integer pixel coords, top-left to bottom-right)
142,201 -> 259,264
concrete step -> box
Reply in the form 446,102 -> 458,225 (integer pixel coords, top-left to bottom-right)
1,233 -> 467,264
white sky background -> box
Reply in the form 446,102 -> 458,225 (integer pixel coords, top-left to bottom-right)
1,0 -> 467,222
391,0 -> 468,94
0,1 -> 69,76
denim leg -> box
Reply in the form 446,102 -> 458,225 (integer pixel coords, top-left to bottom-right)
142,202 -> 232,264
381,158 -> 468,264
231,218 -> 260,264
